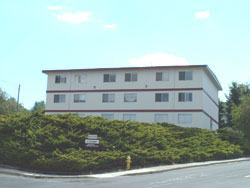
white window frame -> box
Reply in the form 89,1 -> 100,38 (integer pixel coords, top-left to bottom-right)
102,93 -> 115,103
179,71 -> 193,81
73,94 -> 86,103
55,75 -> 66,83
154,114 -> 168,123
54,94 -> 66,103
178,114 -> 192,124
103,74 -> 116,82
155,93 -> 169,102
75,74 -> 87,83
101,114 -> 114,120
124,93 -> 137,102
156,72 -> 169,81
178,92 -> 192,102
125,72 -> 137,82
123,114 -> 136,121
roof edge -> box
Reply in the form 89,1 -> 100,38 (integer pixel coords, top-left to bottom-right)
204,66 -> 222,91
42,65 -> 207,74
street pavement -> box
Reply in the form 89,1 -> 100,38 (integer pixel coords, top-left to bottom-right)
0,158 -> 250,188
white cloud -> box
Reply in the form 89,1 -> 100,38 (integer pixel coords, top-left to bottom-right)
48,6 -> 63,11
195,11 -> 210,19
56,12 -> 92,24
104,24 -> 117,29
129,53 -> 189,67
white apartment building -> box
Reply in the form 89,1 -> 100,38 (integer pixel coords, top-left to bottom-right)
43,65 -> 222,130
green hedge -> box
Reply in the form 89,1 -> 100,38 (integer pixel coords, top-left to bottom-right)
0,113 -> 244,174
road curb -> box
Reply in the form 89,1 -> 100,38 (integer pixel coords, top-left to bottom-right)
0,157 -> 250,179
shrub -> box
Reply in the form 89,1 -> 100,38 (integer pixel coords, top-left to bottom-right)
0,113 -> 244,174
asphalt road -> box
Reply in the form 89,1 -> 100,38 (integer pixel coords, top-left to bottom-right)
1,161 -> 250,188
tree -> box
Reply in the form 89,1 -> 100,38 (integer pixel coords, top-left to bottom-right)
219,100 -> 227,128
31,101 -> 45,112
232,96 -> 250,140
225,82 -> 250,127
0,88 -> 27,114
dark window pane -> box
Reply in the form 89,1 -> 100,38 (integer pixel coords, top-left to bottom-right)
179,72 -> 185,80
125,73 -> 131,82
102,94 -> 108,102
103,74 -> 109,82
55,76 -> 60,83
155,93 -> 161,102
74,94 -> 79,102
54,95 -> 59,103
178,93 -> 184,101
156,72 -> 162,81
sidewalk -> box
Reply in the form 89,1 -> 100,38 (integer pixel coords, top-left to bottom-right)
0,157 -> 249,179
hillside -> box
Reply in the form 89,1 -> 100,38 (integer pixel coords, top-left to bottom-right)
0,113 -> 244,174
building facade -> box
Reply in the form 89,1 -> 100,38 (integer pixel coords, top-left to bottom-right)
43,65 -> 222,130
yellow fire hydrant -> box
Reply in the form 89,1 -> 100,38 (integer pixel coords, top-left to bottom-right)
126,155 -> 132,170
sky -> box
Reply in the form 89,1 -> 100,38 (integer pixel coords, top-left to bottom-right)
0,0 -> 249,109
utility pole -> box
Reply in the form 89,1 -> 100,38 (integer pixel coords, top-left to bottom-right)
17,84 -> 20,112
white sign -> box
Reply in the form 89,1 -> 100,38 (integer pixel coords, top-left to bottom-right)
85,139 -> 100,144
88,134 -> 98,139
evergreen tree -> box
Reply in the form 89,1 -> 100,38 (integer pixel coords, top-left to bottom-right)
31,101 -> 45,112
232,96 -> 250,140
225,82 -> 250,127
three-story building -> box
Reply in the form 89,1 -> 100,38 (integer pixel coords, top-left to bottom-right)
43,65 -> 222,130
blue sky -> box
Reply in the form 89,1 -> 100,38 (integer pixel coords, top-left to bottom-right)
0,0 -> 249,109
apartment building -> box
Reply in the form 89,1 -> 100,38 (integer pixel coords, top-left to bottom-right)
42,65 -> 222,130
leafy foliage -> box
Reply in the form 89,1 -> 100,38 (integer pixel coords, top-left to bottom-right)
224,82 -> 250,127
0,88 -> 28,114
31,101 -> 45,112
217,128 -> 250,155
0,113 -> 244,174
232,96 -> 250,140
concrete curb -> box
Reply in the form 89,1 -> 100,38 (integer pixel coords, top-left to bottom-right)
0,157 -> 250,179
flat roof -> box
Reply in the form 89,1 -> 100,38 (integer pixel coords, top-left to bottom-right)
42,65 -> 207,74
42,65 -> 222,90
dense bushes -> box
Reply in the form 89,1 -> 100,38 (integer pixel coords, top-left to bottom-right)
0,113 -> 244,174
217,128 -> 250,155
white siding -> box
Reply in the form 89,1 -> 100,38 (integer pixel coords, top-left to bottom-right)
44,66 -> 221,130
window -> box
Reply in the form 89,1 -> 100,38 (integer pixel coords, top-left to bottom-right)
77,114 -> 85,118
55,75 -> 66,83
125,72 -> 137,82
102,114 -> 114,120
155,93 -> 169,102
103,74 -> 116,82
178,92 -> 192,102
54,94 -> 66,103
178,114 -> 192,124
123,114 -> 136,121
156,72 -> 169,81
102,93 -> 115,103
75,74 -> 87,83
74,94 -> 86,103
179,71 -> 193,80
154,114 -> 168,123
124,93 -> 137,102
